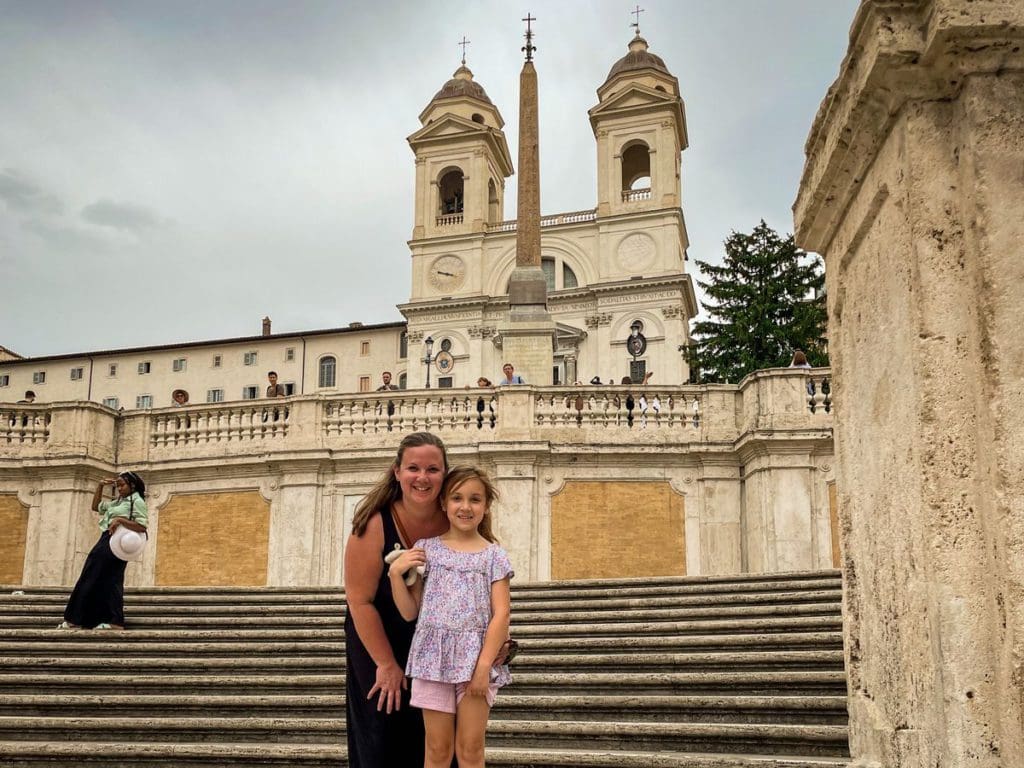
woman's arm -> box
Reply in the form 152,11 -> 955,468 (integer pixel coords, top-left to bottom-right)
388,548 -> 426,621
343,515 -> 406,714
466,577 -> 511,696
108,516 -> 147,533
90,480 -> 113,512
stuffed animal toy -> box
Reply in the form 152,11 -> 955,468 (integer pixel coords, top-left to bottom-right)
384,544 -> 425,586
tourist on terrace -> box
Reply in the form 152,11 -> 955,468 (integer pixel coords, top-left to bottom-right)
377,371 -> 400,391
17,391 -> 35,403
477,377 -> 492,387
498,363 -> 524,385
265,371 -> 286,397
789,350 -> 812,368
171,389 -> 189,407
58,472 -> 148,630
344,432 -> 452,767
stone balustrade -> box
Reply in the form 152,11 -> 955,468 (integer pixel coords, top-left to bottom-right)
622,187 -> 652,202
435,212 -> 464,227
0,368 -> 831,464
486,208 -> 597,233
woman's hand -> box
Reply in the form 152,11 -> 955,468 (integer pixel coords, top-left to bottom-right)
466,664 -> 491,698
367,660 -> 407,713
387,547 -> 425,580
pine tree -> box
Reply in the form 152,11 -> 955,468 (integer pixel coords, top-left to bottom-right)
690,220 -> 827,383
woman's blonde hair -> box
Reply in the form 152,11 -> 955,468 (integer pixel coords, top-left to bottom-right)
442,466 -> 500,544
351,432 -> 449,536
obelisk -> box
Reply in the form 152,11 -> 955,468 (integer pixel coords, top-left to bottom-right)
502,13 -> 555,384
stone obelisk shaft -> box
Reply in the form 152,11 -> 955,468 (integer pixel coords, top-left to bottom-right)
503,41 -> 554,384
515,61 -> 541,270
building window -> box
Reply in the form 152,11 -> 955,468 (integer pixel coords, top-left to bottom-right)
360,341 -> 370,356
244,351 -> 258,366
138,361 -> 151,375
438,377 -> 453,388
359,376 -> 371,392
136,394 -> 153,409
207,389 -> 224,403
563,263 -> 579,289
283,382 -> 296,396
318,356 -> 336,388
398,373 -> 407,389
32,371 -> 46,384
399,331 -> 408,359
70,367 -> 84,381
108,364 -> 117,377
285,347 -> 295,362
172,358 -> 186,372
242,386 -> 258,400
212,355 -> 222,368
0,375 -> 9,387
102,397 -> 119,409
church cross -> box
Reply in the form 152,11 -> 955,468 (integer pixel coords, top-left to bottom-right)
630,5 -> 644,34
458,35 -> 471,65
522,13 -> 537,61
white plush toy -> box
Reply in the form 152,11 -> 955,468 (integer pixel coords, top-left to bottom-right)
384,544 -> 425,586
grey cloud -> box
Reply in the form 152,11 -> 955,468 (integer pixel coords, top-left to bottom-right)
21,217 -> 112,252
81,199 -> 165,232
0,169 -> 64,215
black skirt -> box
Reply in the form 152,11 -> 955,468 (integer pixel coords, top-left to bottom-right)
64,531 -> 127,628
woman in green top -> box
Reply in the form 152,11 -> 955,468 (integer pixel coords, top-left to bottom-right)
59,472 -> 149,629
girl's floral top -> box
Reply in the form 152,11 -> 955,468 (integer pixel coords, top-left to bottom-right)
405,536 -> 514,686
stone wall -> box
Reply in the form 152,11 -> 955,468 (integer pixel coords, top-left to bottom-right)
0,369 -> 834,587
794,2 -> 1024,765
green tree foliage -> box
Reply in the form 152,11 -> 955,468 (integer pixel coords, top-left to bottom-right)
690,220 -> 827,383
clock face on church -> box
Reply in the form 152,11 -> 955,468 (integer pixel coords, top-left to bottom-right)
429,255 -> 466,292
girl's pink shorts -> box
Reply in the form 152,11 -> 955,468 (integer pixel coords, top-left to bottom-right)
409,677 -> 499,714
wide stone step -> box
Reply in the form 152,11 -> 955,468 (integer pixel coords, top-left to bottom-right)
0,630 -> 844,656
0,694 -> 344,718
0,692 -> 847,724
0,716 -> 846,756
0,670 -> 846,696
0,586 -> 842,610
0,741 -> 851,767
485,720 -> 848,757
0,648 -> 845,676
491,694 -> 850,725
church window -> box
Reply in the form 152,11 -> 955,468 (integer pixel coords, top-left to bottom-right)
563,263 -> 578,289
542,258 -> 556,292
440,338 -> 452,353
621,141 -> 651,191
399,331 -> 408,359
438,169 -> 464,215
318,356 -> 337,388
488,179 -> 500,224
471,113 -> 484,124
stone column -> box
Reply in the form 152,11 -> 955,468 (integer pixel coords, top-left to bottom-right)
266,467 -> 321,586
793,3 -> 1024,765
503,32 -> 555,384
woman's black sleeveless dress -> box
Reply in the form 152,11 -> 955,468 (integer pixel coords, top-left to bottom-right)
344,507 -> 423,767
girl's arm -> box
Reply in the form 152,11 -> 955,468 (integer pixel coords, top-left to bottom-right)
467,577 -> 511,696
108,516 -> 147,533
343,515 -> 406,714
388,548 -> 426,621
91,480 -> 112,512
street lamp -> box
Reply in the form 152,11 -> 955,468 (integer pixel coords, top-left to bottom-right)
423,336 -> 435,388
627,320 -> 646,383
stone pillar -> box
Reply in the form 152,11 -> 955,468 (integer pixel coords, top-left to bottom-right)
503,38 -> 555,384
266,468 -> 321,586
793,3 -> 1024,765
694,458 -> 742,575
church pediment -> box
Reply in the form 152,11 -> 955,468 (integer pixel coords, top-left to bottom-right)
408,114 -> 490,143
590,85 -> 675,116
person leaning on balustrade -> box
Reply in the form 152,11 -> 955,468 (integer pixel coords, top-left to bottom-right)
58,472 -> 149,630
343,432 -> 455,767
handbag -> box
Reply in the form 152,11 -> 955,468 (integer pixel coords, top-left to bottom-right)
495,637 -> 520,666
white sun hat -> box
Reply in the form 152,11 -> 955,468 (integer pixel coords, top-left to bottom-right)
109,526 -> 148,562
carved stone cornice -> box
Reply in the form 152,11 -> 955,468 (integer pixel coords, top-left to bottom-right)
794,0 -> 1024,252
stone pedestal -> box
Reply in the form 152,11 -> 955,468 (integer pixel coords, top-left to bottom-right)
501,319 -> 555,387
794,2 -> 1024,765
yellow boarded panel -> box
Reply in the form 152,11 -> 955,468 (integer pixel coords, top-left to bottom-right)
0,495 -> 28,584
156,491 -> 270,586
828,482 -> 840,568
551,481 -> 685,580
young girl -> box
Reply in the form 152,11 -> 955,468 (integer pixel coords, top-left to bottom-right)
388,466 -> 513,768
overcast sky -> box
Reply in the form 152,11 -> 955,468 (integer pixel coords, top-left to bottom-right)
0,0 -> 859,357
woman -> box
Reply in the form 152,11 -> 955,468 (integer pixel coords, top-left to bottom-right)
344,432 -> 452,767
59,472 -> 148,630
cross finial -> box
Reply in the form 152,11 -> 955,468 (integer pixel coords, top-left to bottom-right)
630,5 -> 644,35
522,13 -> 537,62
458,35 -> 471,66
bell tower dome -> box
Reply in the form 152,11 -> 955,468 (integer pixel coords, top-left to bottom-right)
589,31 -> 688,217
407,62 -> 514,239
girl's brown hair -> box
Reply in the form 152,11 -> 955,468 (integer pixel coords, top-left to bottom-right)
442,466 -> 500,544
351,432 -> 449,536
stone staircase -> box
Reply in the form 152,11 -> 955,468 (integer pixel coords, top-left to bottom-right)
0,570 -> 850,767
